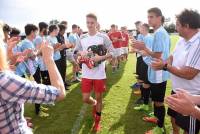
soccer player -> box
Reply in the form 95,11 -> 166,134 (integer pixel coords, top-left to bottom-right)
57,24 -> 73,89
68,24 -> 81,82
108,24 -> 123,73
47,25 -> 62,77
34,22 -> 51,117
120,26 -> 129,61
60,21 -> 79,84
19,24 -> 40,80
131,21 -> 145,103
134,23 -> 153,112
20,24 -> 48,117
133,8 -> 170,134
74,13 -> 114,132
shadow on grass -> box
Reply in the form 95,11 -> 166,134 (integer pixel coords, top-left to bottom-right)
103,61 -> 127,98
108,90 -> 154,134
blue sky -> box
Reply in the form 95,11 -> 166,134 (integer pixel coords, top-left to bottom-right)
0,0 -> 199,32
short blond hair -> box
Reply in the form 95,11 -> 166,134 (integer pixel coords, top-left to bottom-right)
86,13 -> 97,21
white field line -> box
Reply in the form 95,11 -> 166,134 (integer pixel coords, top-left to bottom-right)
71,104 -> 88,134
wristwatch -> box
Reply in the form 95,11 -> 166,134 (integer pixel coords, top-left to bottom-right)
162,63 -> 168,71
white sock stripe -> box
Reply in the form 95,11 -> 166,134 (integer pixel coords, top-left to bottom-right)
192,117 -> 196,134
192,116 -> 194,134
189,116 -> 193,134
189,116 -> 192,134
193,117 -> 196,134
192,117 -> 194,134
190,116 -> 196,134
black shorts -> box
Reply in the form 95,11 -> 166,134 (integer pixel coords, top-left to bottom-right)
168,91 -> 200,134
136,56 -> 143,77
33,67 -> 41,84
150,81 -> 167,102
138,58 -> 149,84
55,59 -> 62,74
40,70 -> 51,85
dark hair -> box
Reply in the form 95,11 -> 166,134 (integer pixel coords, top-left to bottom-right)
161,16 -> 165,24
142,23 -> 150,31
176,9 -> 200,29
72,24 -> 78,29
60,21 -> 68,25
39,22 -> 48,32
135,21 -> 142,25
86,13 -> 97,21
111,24 -> 115,28
49,25 -> 58,33
3,24 -> 11,32
58,24 -> 66,32
148,7 -> 163,17
10,27 -> 20,37
25,24 -> 38,36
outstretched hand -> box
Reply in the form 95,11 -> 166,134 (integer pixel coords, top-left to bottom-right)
165,89 -> 195,116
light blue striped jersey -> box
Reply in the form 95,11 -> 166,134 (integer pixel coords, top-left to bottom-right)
148,26 -> 170,83
142,34 -> 154,66
47,36 -> 61,61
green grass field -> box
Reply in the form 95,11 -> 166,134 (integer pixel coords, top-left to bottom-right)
24,35 -> 180,134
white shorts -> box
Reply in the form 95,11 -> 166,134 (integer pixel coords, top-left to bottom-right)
113,48 -> 122,58
121,47 -> 128,54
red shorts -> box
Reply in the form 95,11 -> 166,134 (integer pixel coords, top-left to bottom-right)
81,78 -> 106,93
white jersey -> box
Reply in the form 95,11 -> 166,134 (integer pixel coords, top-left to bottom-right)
74,32 -> 114,79
171,31 -> 200,95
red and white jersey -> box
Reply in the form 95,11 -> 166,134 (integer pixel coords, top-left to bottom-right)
75,32 -> 114,79
108,31 -> 122,48
121,32 -> 129,47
